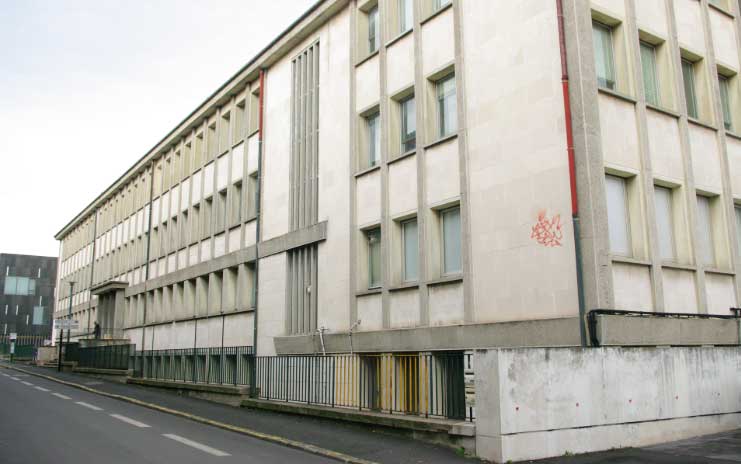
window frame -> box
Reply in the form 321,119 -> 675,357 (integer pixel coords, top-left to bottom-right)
366,111 -> 381,167
605,174 -> 632,257
398,0 -> 413,34
401,218 -> 419,282
654,185 -> 676,262
441,206 -> 462,276
436,73 -> 457,138
695,194 -> 716,267
366,227 -> 382,289
368,6 -> 379,54
640,41 -> 660,107
400,95 -> 416,153
718,74 -> 733,131
682,59 -> 699,119
592,20 -> 617,91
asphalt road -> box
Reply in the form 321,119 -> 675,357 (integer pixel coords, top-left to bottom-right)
0,369 -> 334,464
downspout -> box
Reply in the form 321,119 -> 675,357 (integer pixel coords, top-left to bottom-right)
251,68 -> 266,395
556,0 -> 588,347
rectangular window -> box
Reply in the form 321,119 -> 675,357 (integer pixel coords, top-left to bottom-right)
682,59 -> 698,119
402,218 -> 418,281
368,6 -> 379,54
640,41 -> 660,106
399,0 -> 413,33
32,306 -> 44,325
719,74 -> 733,131
366,112 -> 380,167
735,205 -> 741,251
366,228 -> 382,288
593,21 -> 616,90
436,74 -> 457,137
3,277 -> 16,295
400,95 -> 416,153
654,186 -> 676,261
605,175 -> 632,256
442,207 -> 462,275
696,195 -> 715,266
433,0 -> 451,11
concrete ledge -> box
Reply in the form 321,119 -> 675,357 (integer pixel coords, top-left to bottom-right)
275,317 -> 581,354
127,377 -> 250,406
241,398 -> 474,437
74,367 -> 130,376
595,314 -> 740,346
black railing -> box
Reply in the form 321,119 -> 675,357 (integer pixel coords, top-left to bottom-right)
255,351 -> 471,421
77,344 -> 134,370
130,346 -> 254,385
0,334 -> 49,348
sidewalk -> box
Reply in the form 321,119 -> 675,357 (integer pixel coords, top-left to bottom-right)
0,361 -> 473,464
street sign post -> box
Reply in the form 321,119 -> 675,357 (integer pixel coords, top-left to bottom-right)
55,317 -> 79,371
9,333 -> 16,341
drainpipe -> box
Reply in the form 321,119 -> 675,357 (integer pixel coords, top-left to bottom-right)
251,68 -> 266,394
556,0 -> 588,347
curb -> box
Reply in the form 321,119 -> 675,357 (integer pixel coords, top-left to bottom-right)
0,364 -> 377,464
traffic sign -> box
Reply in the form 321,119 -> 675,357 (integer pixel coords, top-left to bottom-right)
9,333 -> 16,341
55,319 -> 80,330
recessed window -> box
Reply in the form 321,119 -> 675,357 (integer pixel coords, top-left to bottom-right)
605,175 -> 631,256
436,74 -> 457,138
402,218 -> 418,282
735,205 -> 741,251
365,112 -> 381,168
696,195 -> 716,266
366,228 -> 382,288
442,207 -> 462,275
682,59 -> 698,119
400,95 -> 416,153
398,0 -> 413,33
719,74 -> 733,131
368,6 -> 379,54
640,41 -> 660,106
593,21 -> 616,90
433,0 -> 451,11
654,186 -> 676,261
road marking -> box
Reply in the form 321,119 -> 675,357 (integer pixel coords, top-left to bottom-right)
163,434 -> 231,457
110,414 -> 150,428
10,377 -> 20,381
52,393 -> 71,400
75,401 -> 103,411
34,386 -> 50,392
84,381 -> 103,386
21,381 -> 33,386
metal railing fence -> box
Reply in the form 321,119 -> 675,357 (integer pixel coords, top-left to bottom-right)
0,334 -> 49,347
0,343 -> 37,359
77,344 -> 134,370
255,351 -> 470,420
130,346 -> 254,385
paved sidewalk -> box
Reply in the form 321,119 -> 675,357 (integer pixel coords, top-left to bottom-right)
528,429 -> 741,463
0,361 -> 472,464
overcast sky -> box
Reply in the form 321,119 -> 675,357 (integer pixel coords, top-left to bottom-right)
0,0 -> 315,258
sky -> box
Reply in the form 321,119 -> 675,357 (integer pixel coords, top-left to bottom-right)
0,0 -> 316,257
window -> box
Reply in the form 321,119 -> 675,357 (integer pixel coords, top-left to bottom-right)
32,306 -> 44,325
436,74 -> 457,138
735,205 -> 741,251
402,218 -> 418,281
654,186 -> 676,261
640,41 -> 660,106
400,95 -> 416,152
696,195 -> 715,266
442,207 -> 462,275
248,172 -> 259,217
3,277 -> 36,296
593,21 -> 616,90
366,112 -> 381,167
682,59 -> 698,119
719,74 -> 733,131
368,6 -> 379,54
605,175 -> 631,256
433,0 -> 451,11
366,228 -> 382,288
398,0 -> 413,33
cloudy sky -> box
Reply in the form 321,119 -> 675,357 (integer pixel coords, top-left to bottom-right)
0,0 -> 315,257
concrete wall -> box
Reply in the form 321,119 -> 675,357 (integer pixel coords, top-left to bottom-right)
475,346 -> 741,463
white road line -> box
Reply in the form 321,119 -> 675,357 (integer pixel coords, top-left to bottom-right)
34,386 -> 50,392
162,434 -> 231,457
75,401 -> 103,411
110,414 -> 150,428
10,377 -> 20,381
21,381 -> 33,386
52,393 -> 71,400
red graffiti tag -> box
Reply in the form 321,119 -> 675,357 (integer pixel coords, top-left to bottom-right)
531,210 -> 563,247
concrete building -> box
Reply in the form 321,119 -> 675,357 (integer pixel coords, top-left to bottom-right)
54,0 -> 741,352
1,253 -> 57,339
53,1 -> 741,458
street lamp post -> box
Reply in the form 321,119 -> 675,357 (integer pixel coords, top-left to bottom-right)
57,281 -> 74,372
